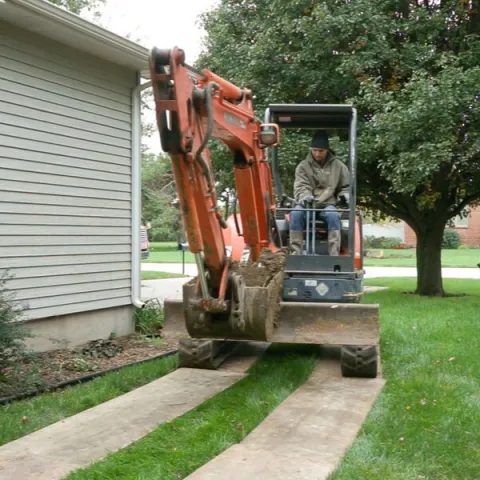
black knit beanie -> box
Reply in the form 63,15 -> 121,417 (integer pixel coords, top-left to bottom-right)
311,131 -> 329,149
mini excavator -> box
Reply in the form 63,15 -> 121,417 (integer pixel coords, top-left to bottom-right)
149,46 -> 380,378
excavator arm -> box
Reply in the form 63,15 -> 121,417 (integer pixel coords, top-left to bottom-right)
149,46 -> 280,309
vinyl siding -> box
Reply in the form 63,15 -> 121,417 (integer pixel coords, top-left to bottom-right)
0,21 -> 137,320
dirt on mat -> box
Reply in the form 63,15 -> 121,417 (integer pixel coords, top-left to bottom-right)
0,330 -> 182,400
233,247 -> 288,287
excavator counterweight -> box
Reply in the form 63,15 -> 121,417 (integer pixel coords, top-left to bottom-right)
150,46 -> 380,378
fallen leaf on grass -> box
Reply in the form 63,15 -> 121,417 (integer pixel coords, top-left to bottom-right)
21,416 -> 29,424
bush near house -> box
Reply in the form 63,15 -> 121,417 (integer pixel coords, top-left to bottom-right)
364,236 -> 405,249
442,229 -> 462,250
0,272 -> 30,372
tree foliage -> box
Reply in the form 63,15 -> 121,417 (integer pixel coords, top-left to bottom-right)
141,154 -> 181,242
47,0 -> 105,15
197,0 -> 480,295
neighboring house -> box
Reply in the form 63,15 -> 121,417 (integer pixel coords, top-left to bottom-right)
404,207 -> 480,247
0,0 -> 150,351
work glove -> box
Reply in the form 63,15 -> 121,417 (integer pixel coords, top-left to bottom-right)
339,193 -> 349,207
301,195 -> 315,206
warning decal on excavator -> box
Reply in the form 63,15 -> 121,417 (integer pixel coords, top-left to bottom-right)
224,112 -> 247,129
305,280 -> 317,287
316,282 -> 329,296
240,247 -> 250,264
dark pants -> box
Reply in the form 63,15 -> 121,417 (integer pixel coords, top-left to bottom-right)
290,205 -> 341,232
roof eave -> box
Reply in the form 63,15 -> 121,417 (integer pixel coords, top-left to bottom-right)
1,0 -> 150,74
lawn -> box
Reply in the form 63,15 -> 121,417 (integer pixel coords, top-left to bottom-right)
141,271 -> 187,280
143,242 -> 195,264
144,242 -> 479,268
67,278 -> 479,480
0,354 -> 177,446
364,248 -> 479,268
332,278 -> 480,479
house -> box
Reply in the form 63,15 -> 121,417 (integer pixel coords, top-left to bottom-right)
0,0 -> 151,351
404,207 -> 480,247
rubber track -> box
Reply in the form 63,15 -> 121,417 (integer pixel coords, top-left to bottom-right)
178,338 -> 240,370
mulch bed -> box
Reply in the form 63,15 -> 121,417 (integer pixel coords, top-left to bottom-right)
0,329 -> 182,401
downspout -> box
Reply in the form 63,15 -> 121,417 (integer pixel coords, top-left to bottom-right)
131,74 -> 152,309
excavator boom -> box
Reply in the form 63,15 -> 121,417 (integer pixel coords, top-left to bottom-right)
149,47 -> 278,292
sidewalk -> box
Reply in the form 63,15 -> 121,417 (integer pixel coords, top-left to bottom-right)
142,262 -> 480,279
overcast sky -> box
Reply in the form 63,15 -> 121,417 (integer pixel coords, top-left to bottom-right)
82,0 -> 220,153
84,0 -> 219,62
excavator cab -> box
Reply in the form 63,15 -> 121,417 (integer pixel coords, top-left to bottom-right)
265,104 -> 364,304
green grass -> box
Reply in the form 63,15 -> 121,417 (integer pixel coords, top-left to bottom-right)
0,354 -> 177,447
331,278 -> 480,480
364,248 -> 479,267
145,242 -> 479,267
66,345 -> 317,480
141,271 -> 188,280
143,242 -> 195,264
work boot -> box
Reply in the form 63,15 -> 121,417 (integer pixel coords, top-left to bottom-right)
328,230 -> 341,256
289,230 -> 304,255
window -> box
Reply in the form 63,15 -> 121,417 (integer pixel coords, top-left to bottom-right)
453,214 -> 469,228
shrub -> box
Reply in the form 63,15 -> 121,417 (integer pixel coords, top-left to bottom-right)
442,229 -> 461,249
363,236 -> 404,249
134,299 -> 164,336
0,271 -> 30,371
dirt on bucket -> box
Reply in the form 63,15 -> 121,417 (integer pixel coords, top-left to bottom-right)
233,247 -> 288,287
231,247 -> 288,329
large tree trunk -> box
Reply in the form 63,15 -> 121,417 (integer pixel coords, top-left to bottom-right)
415,222 -> 446,296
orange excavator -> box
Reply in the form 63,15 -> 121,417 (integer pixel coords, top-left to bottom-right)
149,46 -> 380,377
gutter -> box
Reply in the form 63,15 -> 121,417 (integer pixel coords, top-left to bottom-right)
131,76 -> 152,309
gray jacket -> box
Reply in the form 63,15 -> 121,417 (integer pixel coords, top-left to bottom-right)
293,151 -> 350,206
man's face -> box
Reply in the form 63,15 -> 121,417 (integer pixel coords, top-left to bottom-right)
311,148 -> 328,163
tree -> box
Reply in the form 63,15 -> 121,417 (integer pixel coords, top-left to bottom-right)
47,0 -> 105,15
141,154 -> 181,242
197,0 -> 480,296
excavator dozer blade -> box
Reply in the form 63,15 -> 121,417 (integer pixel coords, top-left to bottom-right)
271,302 -> 380,346
163,298 -> 380,346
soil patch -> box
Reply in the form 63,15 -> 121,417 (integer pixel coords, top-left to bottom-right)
233,248 -> 288,329
0,330 -> 181,400
234,248 -> 288,287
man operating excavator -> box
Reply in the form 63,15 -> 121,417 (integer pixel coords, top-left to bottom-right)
290,130 -> 350,256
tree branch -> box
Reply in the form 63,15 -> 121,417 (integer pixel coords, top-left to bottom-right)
449,193 -> 480,217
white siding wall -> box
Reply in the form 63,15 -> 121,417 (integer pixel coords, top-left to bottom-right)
0,21 -> 137,320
